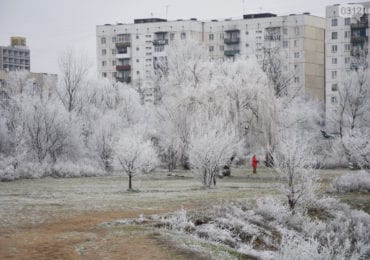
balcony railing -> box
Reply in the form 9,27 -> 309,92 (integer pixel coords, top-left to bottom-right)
115,41 -> 131,47
224,38 -> 240,44
351,23 -> 368,29
351,36 -> 367,43
224,50 -> 240,56
153,39 -> 168,45
116,76 -> 131,83
116,65 -> 131,71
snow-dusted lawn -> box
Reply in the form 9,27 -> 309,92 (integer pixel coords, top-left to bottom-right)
0,167 -> 350,229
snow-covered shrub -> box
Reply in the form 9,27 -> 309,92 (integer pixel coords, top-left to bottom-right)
332,170 -> 370,193
15,162 -> 50,179
51,160 -> 105,178
277,233 -> 331,260
157,208 -> 195,232
254,196 -> 288,222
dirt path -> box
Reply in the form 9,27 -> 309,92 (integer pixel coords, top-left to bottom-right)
0,210 -> 184,260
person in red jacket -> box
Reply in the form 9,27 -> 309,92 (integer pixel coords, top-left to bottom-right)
251,155 -> 258,174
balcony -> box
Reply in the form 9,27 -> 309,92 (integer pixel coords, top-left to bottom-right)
224,50 -> 240,56
153,39 -> 168,45
224,38 -> 240,44
351,23 -> 368,29
115,41 -> 131,47
116,76 -> 131,83
116,52 -> 130,59
351,36 -> 367,43
116,65 -> 131,71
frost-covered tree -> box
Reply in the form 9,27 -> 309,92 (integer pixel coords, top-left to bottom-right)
189,116 -> 239,187
57,49 -> 89,112
273,132 -> 318,213
21,96 -> 75,164
331,62 -> 370,168
114,131 -> 158,190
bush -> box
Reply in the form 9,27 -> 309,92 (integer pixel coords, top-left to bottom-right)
332,171 -> 370,193
51,160 -> 105,178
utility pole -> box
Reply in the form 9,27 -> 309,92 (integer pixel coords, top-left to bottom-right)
165,5 -> 170,20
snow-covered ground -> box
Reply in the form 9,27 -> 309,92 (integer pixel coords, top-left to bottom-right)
1,167 -> 369,259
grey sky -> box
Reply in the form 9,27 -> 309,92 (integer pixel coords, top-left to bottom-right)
0,0 -> 356,76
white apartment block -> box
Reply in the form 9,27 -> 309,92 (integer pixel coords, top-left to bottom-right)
325,2 -> 370,132
0,37 -> 30,72
96,13 -> 325,102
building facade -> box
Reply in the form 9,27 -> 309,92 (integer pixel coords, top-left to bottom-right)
96,13 -> 325,102
0,37 -> 30,72
325,2 -> 370,132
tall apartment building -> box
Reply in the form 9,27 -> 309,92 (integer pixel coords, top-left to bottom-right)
0,37 -> 30,72
96,13 -> 325,102
325,2 -> 370,131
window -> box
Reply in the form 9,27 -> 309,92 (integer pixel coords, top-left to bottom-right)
345,31 -> 350,38
345,57 -> 350,64
145,41 -> 152,44
112,37 -> 116,43
145,52 -> 152,56
332,32 -> 338,40
113,72 -> 117,78
283,28 -> 288,35
220,33 -> 224,39
294,76 -> 300,83
112,60 -> 116,66
145,46 -> 152,50
136,59 -> 139,63
246,31 -> 249,35
245,43 -> 249,47
283,41 -> 288,48
181,32 -> 186,39
209,34 -> 214,40
154,46 -> 164,52
102,72 -> 107,77
220,45 -> 224,51
295,27 -> 300,35
331,96 -> 337,104
332,57 -> 337,64
136,35 -> 139,39
145,34 -> 152,38
209,46 -> 214,52
294,40 -> 298,47
112,49 -> 116,55
332,45 -> 338,53
102,61 -> 106,66
332,18 -> 338,26
345,44 -> 350,51
136,71 -> 140,75
332,71 -> 337,79
136,47 -> 139,51
294,52 -> 300,58
101,37 -> 106,44
294,64 -> 298,70
345,17 -> 351,25
101,49 -> 107,55
170,33 -> 175,40
331,84 -> 338,91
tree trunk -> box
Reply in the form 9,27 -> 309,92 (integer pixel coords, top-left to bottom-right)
128,174 -> 132,190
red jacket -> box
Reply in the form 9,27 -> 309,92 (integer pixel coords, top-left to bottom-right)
252,156 -> 258,167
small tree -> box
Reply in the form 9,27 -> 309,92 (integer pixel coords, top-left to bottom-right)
114,132 -> 158,191
273,132 -> 318,214
189,117 -> 238,187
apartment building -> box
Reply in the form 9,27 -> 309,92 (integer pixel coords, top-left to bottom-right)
0,37 -> 30,72
325,2 -> 370,131
96,13 -> 325,102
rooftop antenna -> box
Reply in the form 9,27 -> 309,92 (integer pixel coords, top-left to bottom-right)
165,5 -> 170,20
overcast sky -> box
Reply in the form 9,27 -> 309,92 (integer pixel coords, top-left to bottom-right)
0,0 -> 356,76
